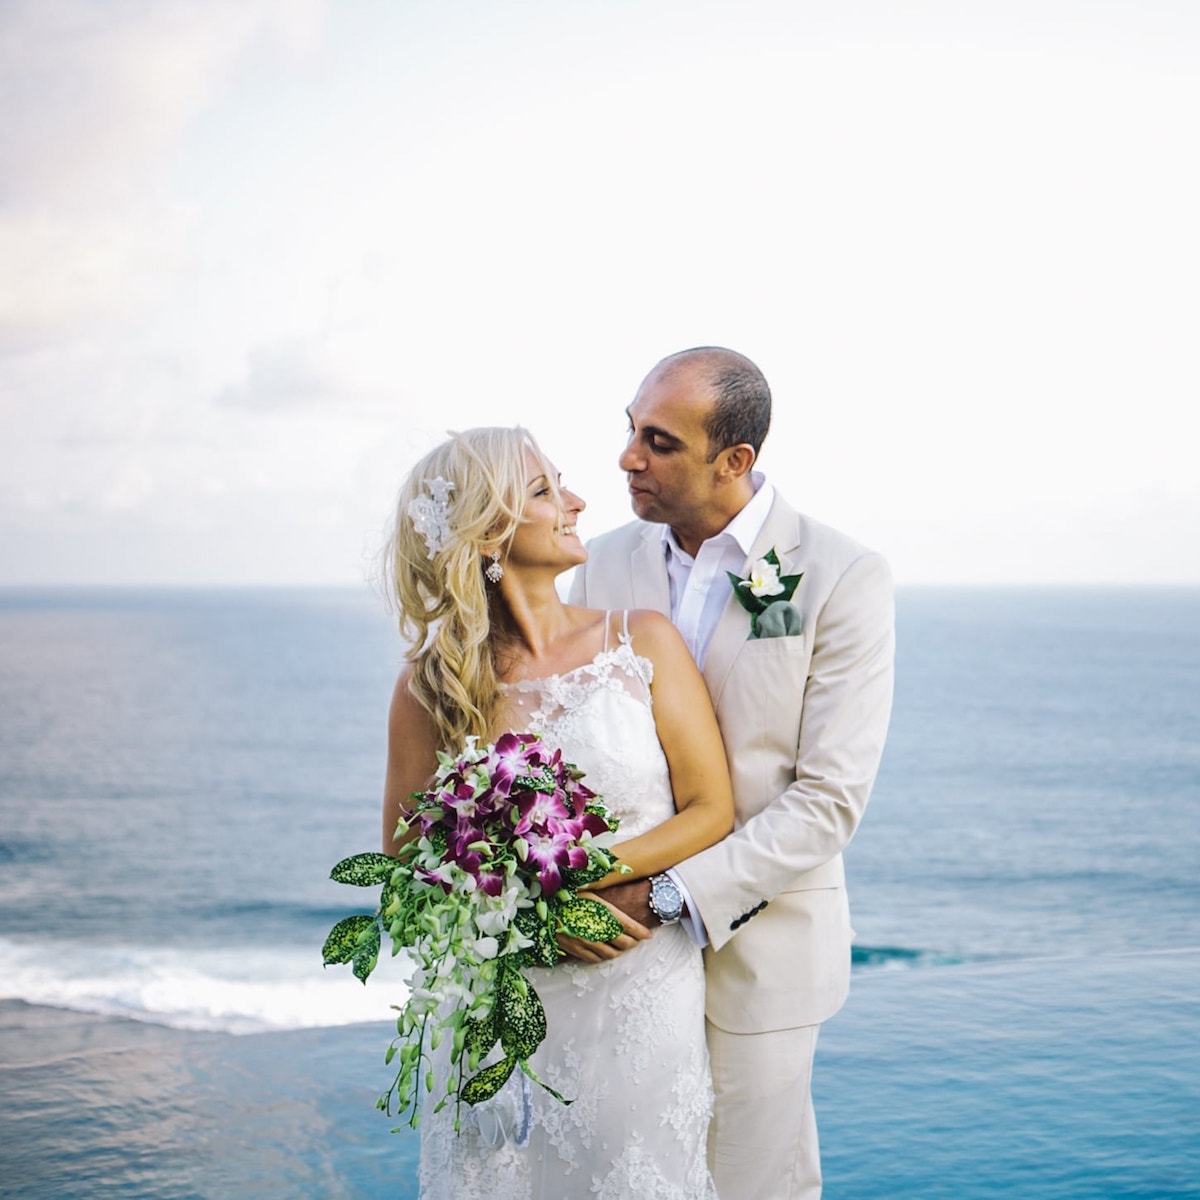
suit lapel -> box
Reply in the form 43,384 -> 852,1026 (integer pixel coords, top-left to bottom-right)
701,495 -> 803,704
629,527 -> 671,614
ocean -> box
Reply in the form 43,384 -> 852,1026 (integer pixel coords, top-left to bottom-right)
1,585 -> 1197,1198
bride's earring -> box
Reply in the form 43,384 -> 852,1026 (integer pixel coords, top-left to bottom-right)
485,550 -> 504,584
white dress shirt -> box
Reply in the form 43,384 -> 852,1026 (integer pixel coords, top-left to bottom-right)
661,472 -> 775,668
662,472 -> 775,944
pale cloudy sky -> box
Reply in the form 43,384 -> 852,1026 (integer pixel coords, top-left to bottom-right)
2,0 -> 1197,586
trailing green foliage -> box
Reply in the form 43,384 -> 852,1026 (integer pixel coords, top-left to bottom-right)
323,732 -> 624,1133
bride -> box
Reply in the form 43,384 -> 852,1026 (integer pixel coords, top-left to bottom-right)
381,426 -> 733,1199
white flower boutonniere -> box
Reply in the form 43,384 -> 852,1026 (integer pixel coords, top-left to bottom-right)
727,548 -> 803,639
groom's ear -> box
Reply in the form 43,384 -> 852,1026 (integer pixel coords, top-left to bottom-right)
716,443 -> 756,481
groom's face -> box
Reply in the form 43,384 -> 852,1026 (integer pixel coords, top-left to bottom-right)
620,364 -> 721,533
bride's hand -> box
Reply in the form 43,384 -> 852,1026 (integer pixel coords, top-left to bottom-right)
555,892 -> 652,963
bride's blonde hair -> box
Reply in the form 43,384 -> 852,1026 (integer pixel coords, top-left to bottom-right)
384,426 -> 561,749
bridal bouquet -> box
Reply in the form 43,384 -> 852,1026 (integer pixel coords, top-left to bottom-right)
323,732 -> 625,1129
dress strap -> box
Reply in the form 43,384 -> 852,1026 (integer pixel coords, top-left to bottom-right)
602,610 -> 612,653
620,609 -> 631,645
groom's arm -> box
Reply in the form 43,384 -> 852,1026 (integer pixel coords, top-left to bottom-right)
674,551 -> 895,952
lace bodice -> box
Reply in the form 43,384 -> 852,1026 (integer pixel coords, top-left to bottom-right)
499,629 -> 673,840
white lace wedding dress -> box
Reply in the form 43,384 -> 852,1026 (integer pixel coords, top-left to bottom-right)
417,614 -> 717,1199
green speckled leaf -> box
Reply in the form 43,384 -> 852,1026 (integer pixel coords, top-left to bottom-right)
531,925 -> 559,968
330,852 -> 395,887
461,1055 -> 517,1106
497,968 -> 547,1060
352,922 -> 381,983
561,859 -> 609,889
463,1007 -> 499,1061
513,906 -> 558,968
514,766 -> 556,793
322,914 -> 376,965
556,897 -> 623,943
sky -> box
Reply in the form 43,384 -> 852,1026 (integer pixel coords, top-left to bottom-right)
2,0 -> 1197,586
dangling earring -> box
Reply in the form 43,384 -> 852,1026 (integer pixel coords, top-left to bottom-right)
485,550 -> 504,584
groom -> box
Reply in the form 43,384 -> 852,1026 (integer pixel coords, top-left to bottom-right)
570,347 -> 895,1200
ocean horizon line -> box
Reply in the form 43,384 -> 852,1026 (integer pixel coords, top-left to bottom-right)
2,580 -> 1198,596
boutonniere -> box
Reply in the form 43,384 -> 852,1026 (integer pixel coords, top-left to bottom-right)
727,548 -> 804,639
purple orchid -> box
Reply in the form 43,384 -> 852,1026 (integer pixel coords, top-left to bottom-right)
409,731 -> 613,897
513,787 -> 573,837
487,732 -> 541,797
475,866 -> 507,897
519,826 -> 589,896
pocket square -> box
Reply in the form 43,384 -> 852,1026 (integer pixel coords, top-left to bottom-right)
753,600 -> 803,639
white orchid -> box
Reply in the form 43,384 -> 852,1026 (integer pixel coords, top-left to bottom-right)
471,935 -> 500,960
740,557 -> 786,597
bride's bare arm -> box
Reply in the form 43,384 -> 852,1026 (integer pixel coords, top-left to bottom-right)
381,668 -> 439,853
589,610 -> 734,887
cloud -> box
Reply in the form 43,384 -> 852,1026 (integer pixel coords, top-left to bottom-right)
1,1 -> 1197,585
0,0 -> 325,350
215,339 -> 341,411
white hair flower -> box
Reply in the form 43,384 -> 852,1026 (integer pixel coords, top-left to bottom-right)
408,476 -> 455,557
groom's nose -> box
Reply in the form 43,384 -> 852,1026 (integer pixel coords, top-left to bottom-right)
618,441 -> 643,473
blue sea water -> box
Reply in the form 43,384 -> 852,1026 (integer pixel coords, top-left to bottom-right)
1,585 -> 1198,1198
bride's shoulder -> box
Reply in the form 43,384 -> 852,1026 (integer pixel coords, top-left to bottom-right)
387,665 -> 437,740
623,611 -> 706,697
624,610 -> 689,661
625,608 -> 674,637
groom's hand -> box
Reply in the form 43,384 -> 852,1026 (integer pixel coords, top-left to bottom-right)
592,878 -> 656,929
556,892 -> 652,963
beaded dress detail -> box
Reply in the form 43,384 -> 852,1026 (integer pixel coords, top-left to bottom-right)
417,613 -> 716,1199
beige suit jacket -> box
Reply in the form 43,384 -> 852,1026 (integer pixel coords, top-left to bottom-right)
569,493 -> 894,1033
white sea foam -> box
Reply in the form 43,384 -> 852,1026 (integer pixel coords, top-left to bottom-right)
0,936 -> 407,1034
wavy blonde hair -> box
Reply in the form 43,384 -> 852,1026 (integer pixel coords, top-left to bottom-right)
384,426 -> 561,749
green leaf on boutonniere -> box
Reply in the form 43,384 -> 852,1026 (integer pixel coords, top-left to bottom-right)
727,547 -> 803,636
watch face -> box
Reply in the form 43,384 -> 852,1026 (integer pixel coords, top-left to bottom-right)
652,876 -> 683,920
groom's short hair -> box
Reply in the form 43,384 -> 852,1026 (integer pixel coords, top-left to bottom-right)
660,347 -> 772,462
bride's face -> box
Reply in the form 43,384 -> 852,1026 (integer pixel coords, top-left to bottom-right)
504,447 -> 587,575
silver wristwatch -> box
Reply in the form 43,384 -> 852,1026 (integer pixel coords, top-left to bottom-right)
647,873 -> 684,925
